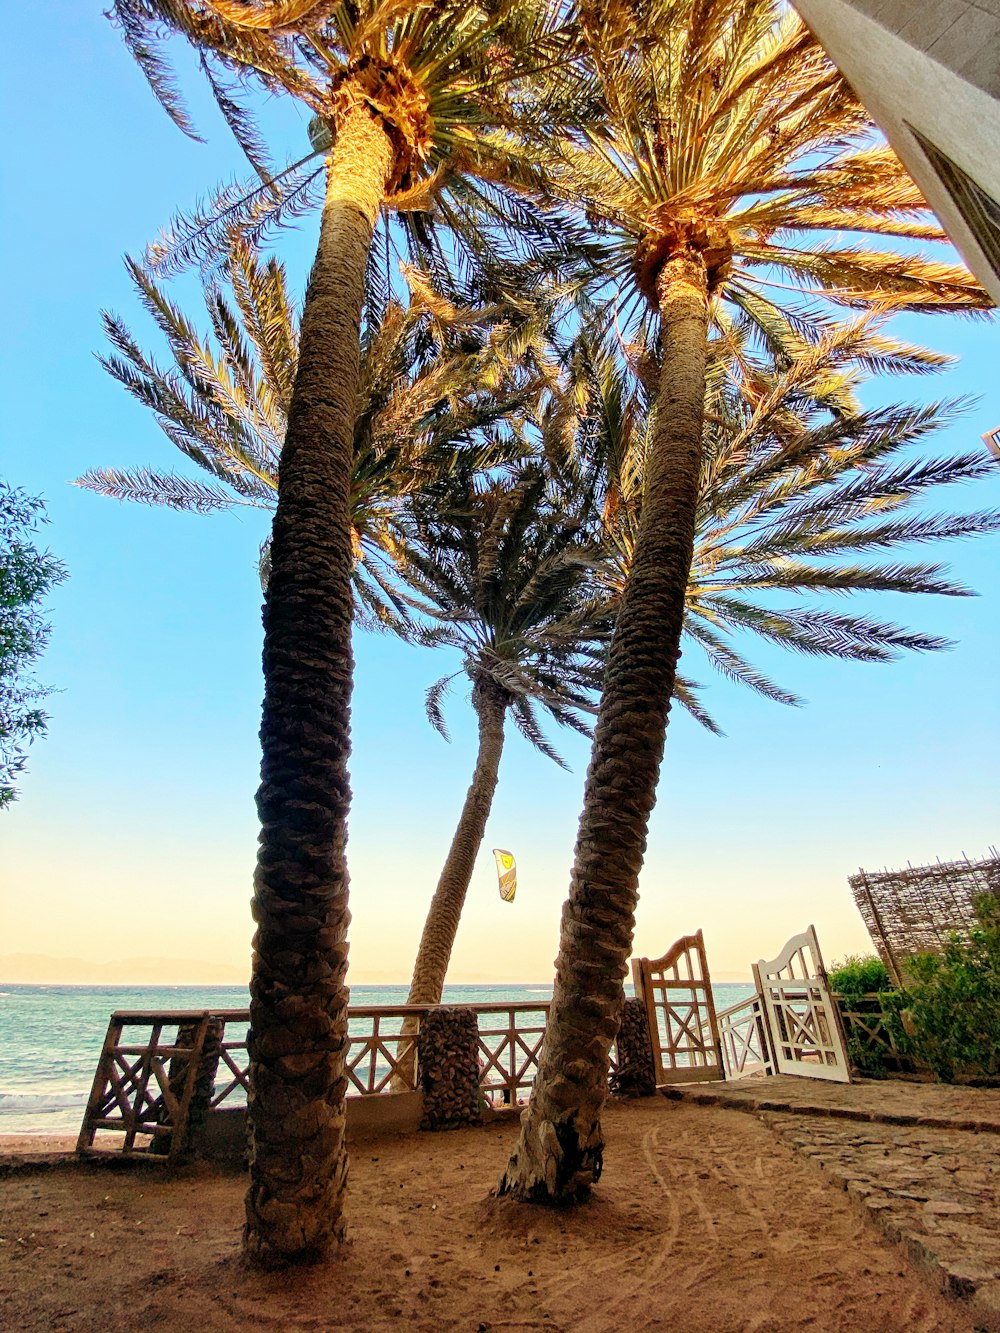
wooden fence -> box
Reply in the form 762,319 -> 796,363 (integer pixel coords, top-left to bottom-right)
210,1005 -> 429,1106
832,992 -> 917,1076
77,1010 -> 242,1160
717,992 -> 774,1079
79,999 -> 624,1158
201,1002 -> 560,1109
79,983 -> 928,1164
474,1002 -> 554,1104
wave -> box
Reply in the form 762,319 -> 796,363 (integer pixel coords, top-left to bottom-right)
0,1090 -> 88,1113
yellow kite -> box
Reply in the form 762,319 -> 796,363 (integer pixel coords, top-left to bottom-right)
493,849 -> 517,903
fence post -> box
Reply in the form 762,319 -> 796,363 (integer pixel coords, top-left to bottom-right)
611,997 -> 657,1096
418,1007 -> 482,1131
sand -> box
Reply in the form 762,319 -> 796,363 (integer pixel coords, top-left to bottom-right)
0,1135 -> 80,1156
0,1098 -> 979,1333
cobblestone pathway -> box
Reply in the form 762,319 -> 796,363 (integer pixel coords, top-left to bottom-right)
665,1077 -> 1000,1331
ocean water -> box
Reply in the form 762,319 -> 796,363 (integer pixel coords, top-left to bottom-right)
0,980 -> 755,1135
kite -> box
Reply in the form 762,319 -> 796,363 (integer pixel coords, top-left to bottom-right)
493,848 -> 517,903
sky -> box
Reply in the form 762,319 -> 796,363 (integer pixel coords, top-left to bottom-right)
1,3 -> 998,987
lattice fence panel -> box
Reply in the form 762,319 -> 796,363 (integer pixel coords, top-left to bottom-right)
207,1008 -> 430,1102
717,993 -> 773,1080
476,1003 -> 549,1105
209,1019 -> 250,1109
77,1012 -> 215,1160
345,1008 -> 426,1095
833,993 -> 917,1076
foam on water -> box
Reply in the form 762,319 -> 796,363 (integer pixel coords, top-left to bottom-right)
0,1091 -> 91,1113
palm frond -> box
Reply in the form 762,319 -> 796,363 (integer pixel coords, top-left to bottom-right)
425,674 -> 458,740
74,467 -> 253,513
672,673 -> 725,735
578,308 -> 997,718
109,1 -> 204,140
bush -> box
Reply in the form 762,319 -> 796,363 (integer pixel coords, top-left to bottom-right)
903,894 -> 1000,1082
828,954 -> 892,996
1,483 -> 67,806
828,954 -> 907,1077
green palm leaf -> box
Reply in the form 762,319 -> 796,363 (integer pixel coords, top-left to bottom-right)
79,242 -> 545,627
557,316 -> 999,729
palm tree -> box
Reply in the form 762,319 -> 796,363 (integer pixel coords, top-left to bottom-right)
500,0 -> 993,1201
569,317 -> 1000,729
82,238 -> 597,1086
77,242 -> 534,630
398,466 -> 608,1016
110,0 -> 579,1261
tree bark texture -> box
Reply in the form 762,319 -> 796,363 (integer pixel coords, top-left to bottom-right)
244,104 -> 395,1267
407,678 -> 509,1007
498,252 -> 710,1202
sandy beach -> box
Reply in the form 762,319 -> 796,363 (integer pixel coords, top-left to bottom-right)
0,1134 -> 79,1155
0,1097 -> 980,1333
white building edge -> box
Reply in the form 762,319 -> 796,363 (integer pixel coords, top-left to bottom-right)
793,0 -> 1000,305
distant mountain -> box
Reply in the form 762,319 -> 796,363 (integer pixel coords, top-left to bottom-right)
0,953 -> 754,988
0,953 -> 250,985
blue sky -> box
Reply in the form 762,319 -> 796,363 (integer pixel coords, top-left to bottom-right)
1,2 -> 998,985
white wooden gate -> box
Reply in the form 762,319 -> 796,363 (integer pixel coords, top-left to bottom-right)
632,930 -> 723,1085
752,926 -> 850,1083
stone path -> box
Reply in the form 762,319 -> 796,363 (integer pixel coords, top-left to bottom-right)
661,1075 -> 1000,1131
664,1077 -> 1000,1331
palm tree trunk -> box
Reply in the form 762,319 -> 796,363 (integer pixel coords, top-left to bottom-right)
408,679 -> 509,1005
393,679 -> 508,1086
243,103 -> 395,1267
498,250 -> 710,1201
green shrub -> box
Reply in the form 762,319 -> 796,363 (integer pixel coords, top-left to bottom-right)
903,893 -> 1000,1082
829,954 -> 907,1077
828,954 -> 892,996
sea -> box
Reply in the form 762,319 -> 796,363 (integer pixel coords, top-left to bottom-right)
0,981 -> 756,1135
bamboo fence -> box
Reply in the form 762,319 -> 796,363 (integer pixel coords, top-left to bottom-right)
849,849 -> 1000,985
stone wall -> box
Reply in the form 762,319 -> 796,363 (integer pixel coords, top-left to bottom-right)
611,998 -> 657,1097
418,1007 -> 483,1131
